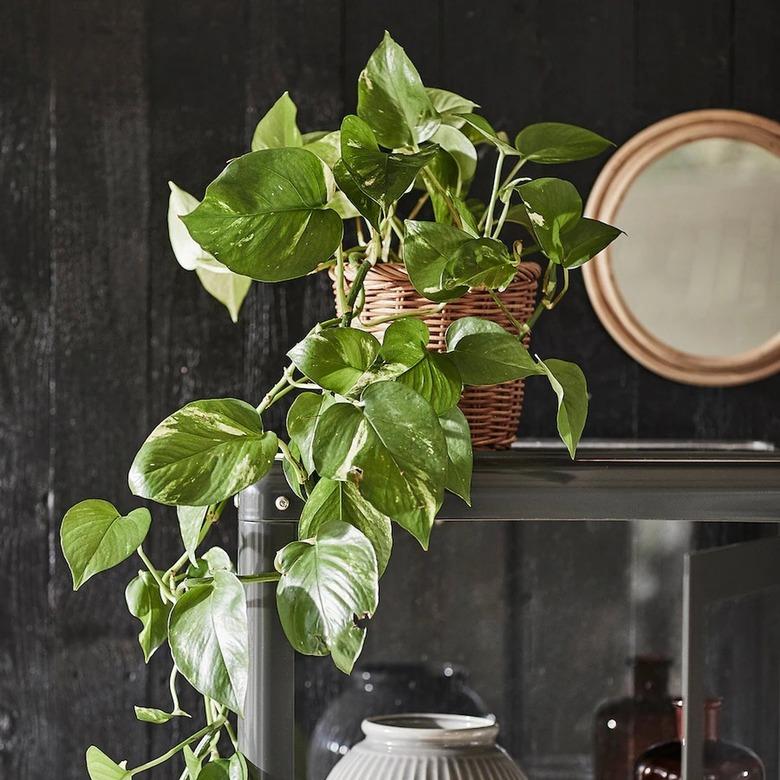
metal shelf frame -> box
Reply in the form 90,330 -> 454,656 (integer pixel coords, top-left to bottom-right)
237,447 -> 780,779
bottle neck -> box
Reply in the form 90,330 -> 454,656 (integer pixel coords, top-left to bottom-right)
675,700 -> 721,741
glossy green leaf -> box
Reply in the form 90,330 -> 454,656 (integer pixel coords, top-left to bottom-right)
452,194 -> 480,237
275,519 -> 378,673
197,761 -> 230,780
397,352 -> 462,414
133,705 -> 189,724
85,747 -> 130,780
183,745 -> 202,780
517,178 -> 582,264
299,478 -> 392,575
442,237 -> 517,292
303,130 -> 341,168
430,125 -> 477,184
446,318 -> 540,385
169,569 -> 248,714
357,31 -> 439,149
287,392 -> 335,474
194,265 -> 252,324
537,358 -> 589,458
439,407 -> 472,504
228,753 -> 248,780
458,114 -> 518,155
504,203 -> 534,231
288,327 -> 380,394
168,181 -> 215,272
557,217 -> 623,268
251,92 -> 303,151
61,500 -> 151,590
128,398 -> 278,506
327,190 -> 361,220
515,122 -> 613,163
281,440 -> 306,499
177,505 -> 208,566
125,570 -> 171,662
427,87 -> 479,127
340,115 -> 438,209
333,159 -> 382,230
379,317 -> 429,367
403,220 -> 471,302
182,148 -> 343,282
313,381 -> 447,548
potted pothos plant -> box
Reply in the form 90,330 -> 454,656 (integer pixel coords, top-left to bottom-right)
60,32 -> 621,780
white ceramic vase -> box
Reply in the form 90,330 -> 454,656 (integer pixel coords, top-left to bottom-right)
325,713 -> 527,779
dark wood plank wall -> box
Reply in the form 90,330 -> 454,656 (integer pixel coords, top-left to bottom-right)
0,1 -> 778,777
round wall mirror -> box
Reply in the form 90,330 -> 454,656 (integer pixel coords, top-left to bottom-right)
584,109 -> 780,386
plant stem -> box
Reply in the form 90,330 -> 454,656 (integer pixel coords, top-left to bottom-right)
137,546 -> 177,603
186,571 -> 281,587
169,666 -> 183,713
131,718 -> 226,775
492,196 -> 512,239
407,192 -> 429,220
278,438 -> 308,487
500,157 -> 527,190
341,261 -> 372,326
225,720 -> 240,751
256,366 -> 294,414
335,244 -> 348,318
483,150 -> 505,236
360,303 -> 445,328
488,291 -> 524,337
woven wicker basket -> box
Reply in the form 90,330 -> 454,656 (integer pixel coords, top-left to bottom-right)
332,262 -> 541,449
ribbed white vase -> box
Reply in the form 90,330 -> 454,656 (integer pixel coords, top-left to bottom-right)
325,713 -> 527,780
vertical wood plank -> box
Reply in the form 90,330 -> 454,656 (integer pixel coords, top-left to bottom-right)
49,2 -> 150,776
146,2 -> 251,770
733,0 -> 780,118
0,1 -> 52,776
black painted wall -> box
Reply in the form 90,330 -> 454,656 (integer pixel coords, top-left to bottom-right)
1,2 -> 778,777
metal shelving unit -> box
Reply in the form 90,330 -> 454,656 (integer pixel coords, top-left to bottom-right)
237,445 -> 780,779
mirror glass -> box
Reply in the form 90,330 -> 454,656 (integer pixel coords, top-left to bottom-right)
610,138 -> 780,358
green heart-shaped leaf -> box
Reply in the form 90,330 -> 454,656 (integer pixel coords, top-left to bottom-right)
439,407 -> 473,504
403,220 -> 472,302
446,318 -> 540,386
379,318 -> 429,367
85,747 -> 130,780
61,500 -> 151,590
125,570 -> 171,661
303,130 -> 341,168
251,92 -> 303,151
333,159 -> 382,229
515,122 -> 613,163
299,477 -> 392,575
169,569 -> 248,714
286,392 -> 335,474
357,31 -> 439,149
427,87 -> 479,128
537,358 -> 588,458
442,237 -> 517,292
288,327 -> 380,394
457,114 -> 518,155
194,265 -> 252,324
557,217 -> 623,268
340,115 -> 438,207
177,505 -> 208,566
133,705 -> 189,724
430,125 -> 477,184
517,178 -> 582,264
182,148 -> 343,282
197,760 -> 230,780
313,381 -> 447,548
397,352 -> 462,414
275,519 -> 378,673
129,399 -> 278,506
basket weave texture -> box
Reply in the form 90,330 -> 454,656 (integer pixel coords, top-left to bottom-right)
333,262 -> 541,449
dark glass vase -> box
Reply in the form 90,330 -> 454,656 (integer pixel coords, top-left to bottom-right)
634,699 -> 765,779
594,656 -> 678,779
307,662 -> 491,780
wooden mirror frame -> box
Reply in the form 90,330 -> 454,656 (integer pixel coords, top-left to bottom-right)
583,109 -> 780,387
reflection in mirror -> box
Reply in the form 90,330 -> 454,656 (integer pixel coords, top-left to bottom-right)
584,110 -> 780,386
612,138 -> 780,358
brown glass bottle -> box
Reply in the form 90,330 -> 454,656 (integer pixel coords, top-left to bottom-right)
594,657 -> 677,779
634,699 -> 765,779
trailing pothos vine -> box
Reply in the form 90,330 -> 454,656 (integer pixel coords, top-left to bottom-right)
61,32 -> 622,779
